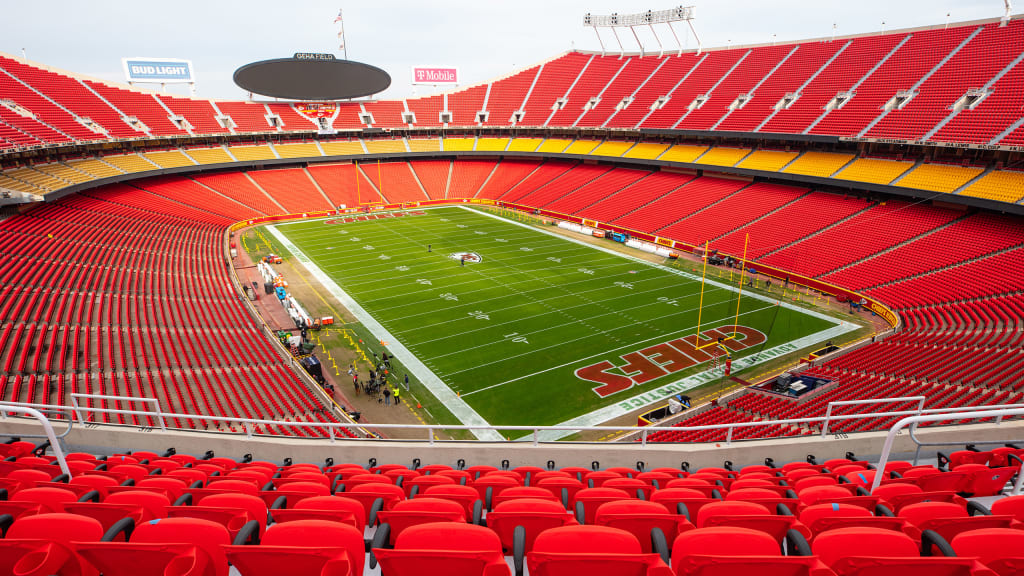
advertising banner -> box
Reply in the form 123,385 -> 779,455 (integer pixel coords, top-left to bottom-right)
411,66 -> 459,85
122,58 -> 194,83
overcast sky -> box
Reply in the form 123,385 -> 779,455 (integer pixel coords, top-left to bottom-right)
1,0 -> 1005,101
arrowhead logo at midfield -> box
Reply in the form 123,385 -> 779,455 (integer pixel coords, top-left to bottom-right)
448,251 -> 482,264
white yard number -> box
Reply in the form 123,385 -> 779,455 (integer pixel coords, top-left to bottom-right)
417,278 -> 432,285
614,281 -> 634,289
547,257 -> 562,263
378,254 -> 391,260
578,268 -> 595,275
395,266 -> 410,272
440,293 -> 459,302
350,237 -> 360,241
475,231 -> 487,235
520,247 -> 533,252
495,238 -> 507,243
504,332 -> 529,344
439,218 -> 450,222
658,296 -> 679,306
363,245 -> 375,251
338,230 -> 348,234
456,224 -> 468,229
468,310 -> 490,320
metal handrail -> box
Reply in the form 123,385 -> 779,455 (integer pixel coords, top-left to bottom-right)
7,397 -> 1024,446
0,400 -> 76,440
871,406 -> 1024,495
70,393 -> 167,431
0,404 -> 71,477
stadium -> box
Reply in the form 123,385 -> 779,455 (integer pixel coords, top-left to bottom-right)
1,1 -> 1024,574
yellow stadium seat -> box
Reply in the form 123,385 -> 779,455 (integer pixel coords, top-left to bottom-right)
228,145 -> 278,161
186,147 -> 234,164
563,139 -> 602,155
5,167 -> 67,192
590,141 -> 634,157
143,150 -> 196,168
736,150 -> 799,172
536,139 -> 572,153
320,140 -> 366,156
442,138 -> 476,152
407,138 -> 441,152
364,139 -> 409,154
67,158 -> 124,178
834,158 -> 915,185
104,154 -> 160,173
34,162 -> 93,184
959,170 -> 1024,203
895,163 -> 984,193
696,147 -> 752,167
658,144 -> 709,163
0,173 -> 36,193
475,138 -> 510,152
274,142 -> 322,159
506,138 -> 544,152
623,143 -> 669,160
782,152 -> 856,177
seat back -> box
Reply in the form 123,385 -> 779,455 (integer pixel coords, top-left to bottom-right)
373,522 -> 510,576
487,498 -> 577,554
527,525 -> 671,576
594,499 -> 691,553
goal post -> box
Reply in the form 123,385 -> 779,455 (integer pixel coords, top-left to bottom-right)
695,233 -> 750,351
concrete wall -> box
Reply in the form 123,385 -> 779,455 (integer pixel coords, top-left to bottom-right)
6,417 -> 1023,471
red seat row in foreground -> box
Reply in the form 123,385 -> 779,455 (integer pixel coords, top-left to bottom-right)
0,443 -> 1022,575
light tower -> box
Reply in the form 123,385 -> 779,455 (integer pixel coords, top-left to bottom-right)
583,6 -> 700,57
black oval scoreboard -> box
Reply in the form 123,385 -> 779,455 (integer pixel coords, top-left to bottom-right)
233,53 -> 391,100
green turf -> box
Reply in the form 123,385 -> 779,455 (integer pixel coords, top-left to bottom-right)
272,206 -> 846,427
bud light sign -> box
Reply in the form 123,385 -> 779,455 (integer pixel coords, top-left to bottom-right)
411,66 -> 459,85
122,58 -> 194,83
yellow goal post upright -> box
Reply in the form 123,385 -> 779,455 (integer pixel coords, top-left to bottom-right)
695,233 -> 750,351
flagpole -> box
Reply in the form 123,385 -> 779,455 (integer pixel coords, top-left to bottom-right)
335,8 -> 348,60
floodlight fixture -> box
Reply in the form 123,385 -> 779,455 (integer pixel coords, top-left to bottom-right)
582,6 -> 700,56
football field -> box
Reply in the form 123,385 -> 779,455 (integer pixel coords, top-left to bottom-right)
268,206 -> 859,439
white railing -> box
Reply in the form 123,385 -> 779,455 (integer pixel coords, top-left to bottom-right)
5,397 -> 1023,446
0,405 -> 71,477
871,406 -> 1024,496
70,393 -> 168,431
819,396 -> 926,437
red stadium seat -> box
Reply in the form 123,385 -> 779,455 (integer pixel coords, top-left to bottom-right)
671,526 -> 833,576
594,499 -> 694,553
813,527 -> 995,576
526,525 -> 672,576
0,513 -> 105,576
225,520 -> 364,576
376,497 -> 466,545
373,522 -> 510,576
74,517 -> 231,576
952,528 -> 1024,576
485,498 -> 577,554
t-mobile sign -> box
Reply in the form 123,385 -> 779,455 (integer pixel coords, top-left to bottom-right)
411,66 -> 459,85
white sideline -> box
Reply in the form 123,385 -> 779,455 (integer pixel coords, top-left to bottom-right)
461,206 -> 859,440
266,223 -> 504,441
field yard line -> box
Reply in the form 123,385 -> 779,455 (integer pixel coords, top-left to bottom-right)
457,302 -> 776,390
265,223 -> 504,441
411,282 -> 711,343
462,206 -> 842,324
532,322 -> 859,441
436,295 -> 753,363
